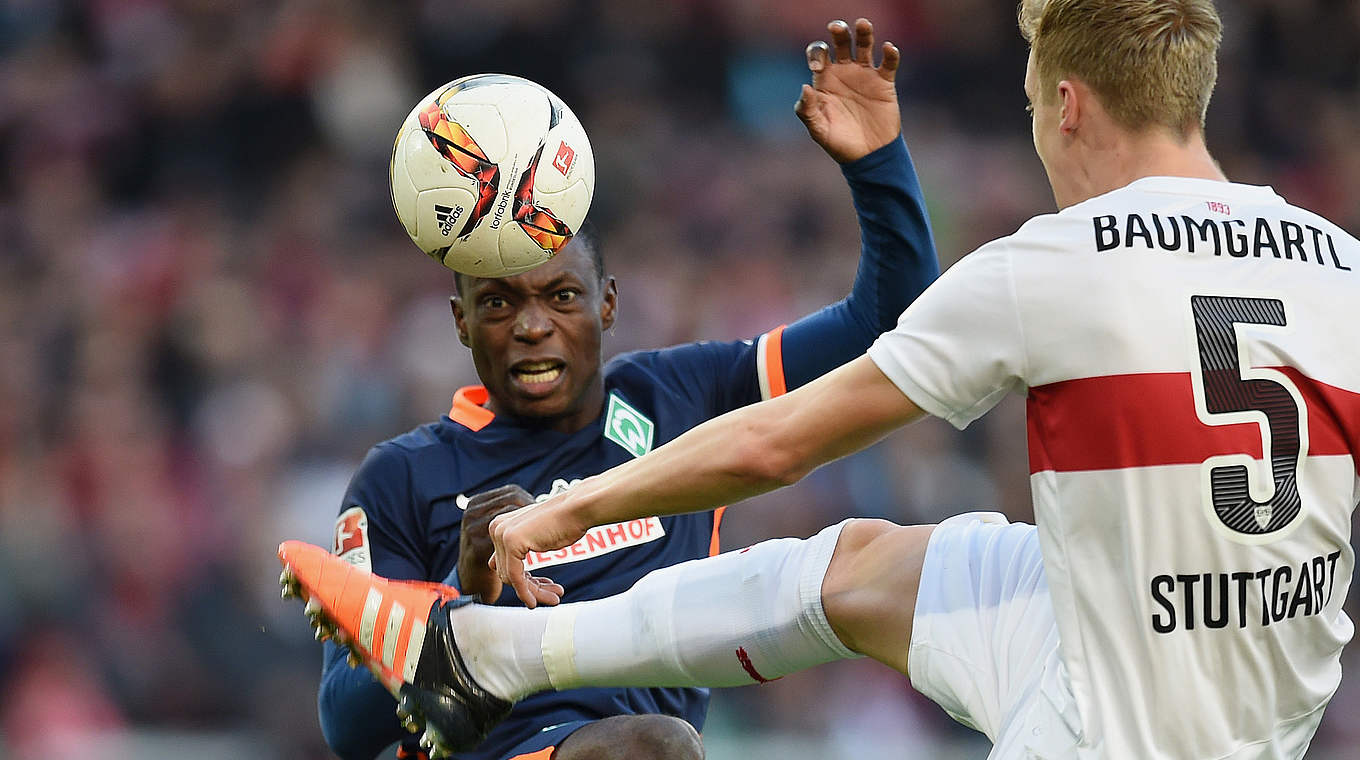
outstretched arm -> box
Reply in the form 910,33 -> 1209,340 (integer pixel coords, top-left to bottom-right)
490,355 -> 926,606
781,19 -> 938,391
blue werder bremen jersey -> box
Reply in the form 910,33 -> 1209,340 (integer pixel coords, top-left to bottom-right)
336,337 -> 783,759
317,137 -> 941,760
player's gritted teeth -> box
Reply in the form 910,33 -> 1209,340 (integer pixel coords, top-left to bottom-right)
510,359 -> 565,392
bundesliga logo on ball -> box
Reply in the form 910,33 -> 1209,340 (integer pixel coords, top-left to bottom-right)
389,74 -> 595,277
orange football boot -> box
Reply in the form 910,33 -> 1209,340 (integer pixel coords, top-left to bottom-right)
278,540 -> 512,757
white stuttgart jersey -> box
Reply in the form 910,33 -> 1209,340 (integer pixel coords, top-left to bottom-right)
869,177 -> 1359,759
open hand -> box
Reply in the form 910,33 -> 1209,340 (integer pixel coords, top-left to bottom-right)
458,485 -> 562,602
488,484 -> 594,608
796,18 -> 902,163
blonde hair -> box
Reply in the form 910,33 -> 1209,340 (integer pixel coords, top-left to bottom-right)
1019,0 -> 1222,134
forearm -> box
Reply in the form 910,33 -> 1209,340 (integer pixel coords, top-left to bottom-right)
571,357 -> 922,529
782,137 -> 939,388
842,135 -> 937,326
573,401 -> 794,527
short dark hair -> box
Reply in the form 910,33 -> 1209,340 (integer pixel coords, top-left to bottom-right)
453,219 -> 604,294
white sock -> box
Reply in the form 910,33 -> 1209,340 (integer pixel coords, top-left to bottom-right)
451,521 -> 859,701
447,604 -> 551,702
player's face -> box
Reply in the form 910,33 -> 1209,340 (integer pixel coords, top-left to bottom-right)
452,241 -> 617,433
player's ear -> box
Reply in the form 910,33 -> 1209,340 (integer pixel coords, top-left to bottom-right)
1057,78 -> 1081,136
599,277 -> 618,332
451,296 -> 471,347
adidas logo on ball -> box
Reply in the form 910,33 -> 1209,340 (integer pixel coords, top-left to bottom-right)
434,203 -> 464,236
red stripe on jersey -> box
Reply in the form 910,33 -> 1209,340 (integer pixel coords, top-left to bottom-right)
1026,370 -> 1360,474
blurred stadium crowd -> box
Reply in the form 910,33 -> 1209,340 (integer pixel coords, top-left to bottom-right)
0,1 -> 1357,758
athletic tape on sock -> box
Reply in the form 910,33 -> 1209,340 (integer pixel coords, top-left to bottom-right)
542,605 -> 580,690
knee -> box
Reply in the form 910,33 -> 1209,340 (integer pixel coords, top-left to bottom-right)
833,518 -> 897,555
820,519 -> 933,662
555,714 -> 703,760
820,519 -> 896,601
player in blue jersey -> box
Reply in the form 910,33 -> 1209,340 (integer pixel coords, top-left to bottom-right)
315,18 -> 937,760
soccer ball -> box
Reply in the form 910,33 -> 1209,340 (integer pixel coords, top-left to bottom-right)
389,74 -> 595,277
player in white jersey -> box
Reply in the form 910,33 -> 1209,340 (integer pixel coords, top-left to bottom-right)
277,4 -> 1358,758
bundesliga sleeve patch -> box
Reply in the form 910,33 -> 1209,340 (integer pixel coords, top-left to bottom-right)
333,507 -> 373,572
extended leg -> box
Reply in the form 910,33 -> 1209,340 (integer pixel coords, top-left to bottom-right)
278,519 -> 936,754
454,518 -> 934,700
459,521 -> 862,699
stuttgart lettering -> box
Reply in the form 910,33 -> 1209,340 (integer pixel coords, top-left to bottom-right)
1149,550 -> 1343,633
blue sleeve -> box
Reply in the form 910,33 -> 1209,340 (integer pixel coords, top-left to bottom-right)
320,643 -> 402,759
317,444 -> 427,759
607,340 -> 763,420
780,136 -> 938,390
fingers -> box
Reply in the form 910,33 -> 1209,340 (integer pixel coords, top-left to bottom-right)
794,83 -> 817,122
458,561 -> 502,602
879,42 -> 900,80
481,484 -> 528,497
467,484 -> 534,511
813,18 -> 895,74
489,511 -> 537,606
541,579 -> 565,597
526,577 -> 562,607
486,496 -> 586,607
853,18 -> 874,65
494,538 -> 535,607
471,484 -> 522,502
508,566 -> 536,608
463,487 -> 534,537
493,556 -> 565,607
805,40 -> 829,73
503,571 -> 562,608
530,575 -> 565,603
828,19 -> 851,63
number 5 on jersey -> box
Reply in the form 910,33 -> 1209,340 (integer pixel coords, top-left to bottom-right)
1190,295 -> 1307,542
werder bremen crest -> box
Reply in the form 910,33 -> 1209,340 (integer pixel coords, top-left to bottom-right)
604,393 -> 654,459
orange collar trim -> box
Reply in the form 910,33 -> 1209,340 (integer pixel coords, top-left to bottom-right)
449,386 -> 495,431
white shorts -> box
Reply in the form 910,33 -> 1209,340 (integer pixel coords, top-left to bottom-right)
909,512 -> 1082,759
